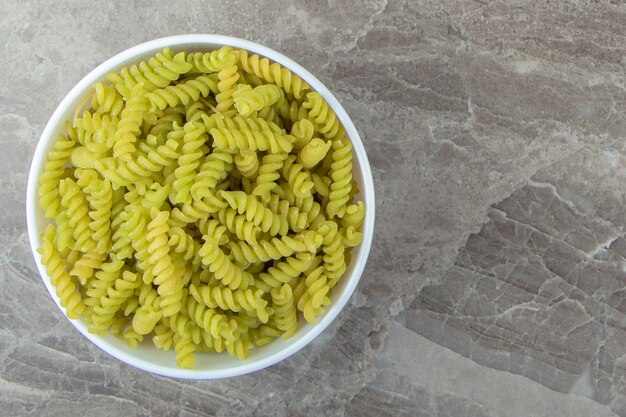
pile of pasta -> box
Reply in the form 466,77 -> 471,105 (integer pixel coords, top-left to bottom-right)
38,46 -> 365,368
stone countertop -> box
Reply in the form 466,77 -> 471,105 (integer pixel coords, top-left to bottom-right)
2,1 -> 626,416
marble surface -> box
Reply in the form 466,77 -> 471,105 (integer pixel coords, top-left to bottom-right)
3,0 -> 626,415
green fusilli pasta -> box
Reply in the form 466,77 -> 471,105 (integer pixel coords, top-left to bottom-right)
37,46 -> 365,369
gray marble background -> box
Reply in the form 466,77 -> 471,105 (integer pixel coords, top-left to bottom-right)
2,0 -> 626,416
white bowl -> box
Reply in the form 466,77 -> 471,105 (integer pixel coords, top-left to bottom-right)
26,34 -> 375,379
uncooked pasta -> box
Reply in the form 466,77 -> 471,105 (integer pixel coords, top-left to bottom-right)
37,46 -> 365,369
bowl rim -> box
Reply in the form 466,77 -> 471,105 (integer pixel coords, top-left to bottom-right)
26,33 -> 375,379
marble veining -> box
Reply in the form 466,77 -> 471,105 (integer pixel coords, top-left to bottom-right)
3,0 -> 626,416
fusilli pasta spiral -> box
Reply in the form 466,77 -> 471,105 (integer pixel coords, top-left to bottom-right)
147,207 -> 183,317
271,284 -> 298,338
59,178 -> 95,252
210,128 -> 294,154
303,92 -> 344,140
216,64 -> 240,118
38,134 -> 74,219
234,149 -> 259,178
252,152 -> 287,202
172,121 -> 208,204
40,225 -> 86,319
146,74 -> 219,111
233,84 -> 283,117
297,138 -> 331,169
236,49 -> 310,99
326,137 -> 353,218
199,234 -> 253,290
